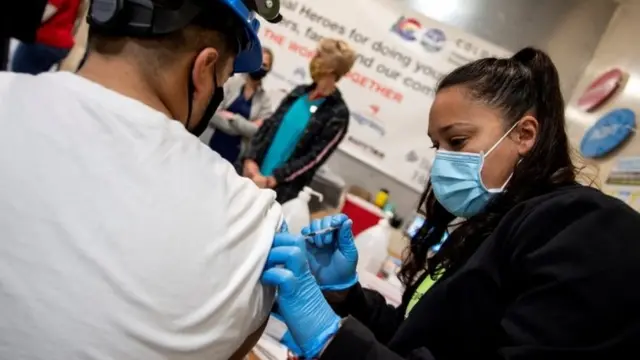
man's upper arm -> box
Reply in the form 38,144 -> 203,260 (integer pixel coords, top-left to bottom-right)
121,148 -> 281,359
224,159 -> 281,330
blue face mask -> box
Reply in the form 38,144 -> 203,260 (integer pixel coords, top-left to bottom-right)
430,123 -> 519,218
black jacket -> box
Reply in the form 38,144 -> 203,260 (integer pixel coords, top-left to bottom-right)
242,84 -> 349,203
323,185 -> 640,359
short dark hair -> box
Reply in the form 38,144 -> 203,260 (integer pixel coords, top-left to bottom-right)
89,0 -> 248,61
400,48 -> 579,286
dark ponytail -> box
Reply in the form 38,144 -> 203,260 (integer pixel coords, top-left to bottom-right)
510,47 -> 574,185
399,47 -> 577,286
511,47 -> 564,133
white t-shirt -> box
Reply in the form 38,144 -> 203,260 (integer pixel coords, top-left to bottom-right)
0,72 -> 280,359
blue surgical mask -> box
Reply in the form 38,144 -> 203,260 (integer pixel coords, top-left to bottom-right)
430,123 -> 519,218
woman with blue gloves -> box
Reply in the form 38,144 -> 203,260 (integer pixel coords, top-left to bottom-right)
262,47 -> 640,359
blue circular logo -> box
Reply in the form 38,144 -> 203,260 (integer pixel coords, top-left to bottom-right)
421,28 -> 446,52
580,108 -> 636,158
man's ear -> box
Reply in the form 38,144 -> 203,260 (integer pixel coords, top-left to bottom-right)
191,48 -> 219,95
515,115 -> 538,156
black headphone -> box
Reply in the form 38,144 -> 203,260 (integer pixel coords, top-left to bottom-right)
246,0 -> 282,23
89,0 -> 202,36
88,0 -> 281,37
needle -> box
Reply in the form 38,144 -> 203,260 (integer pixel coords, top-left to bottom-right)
304,226 -> 338,239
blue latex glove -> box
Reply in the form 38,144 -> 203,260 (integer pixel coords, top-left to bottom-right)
281,330 -> 303,356
301,214 -> 358,291
269,312 -> 303,355
262,233 -> 341,359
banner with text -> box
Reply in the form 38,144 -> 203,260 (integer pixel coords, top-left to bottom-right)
259,0 -> 510,191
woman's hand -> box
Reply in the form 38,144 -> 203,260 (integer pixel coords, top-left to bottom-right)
262,233 -> 342,359
243,160 -> 260,178
266,176 -> 277,189
302,214 -> 358,291
218,110 -> 234,120
252,174 -> 268,188
269,312 -> 303,356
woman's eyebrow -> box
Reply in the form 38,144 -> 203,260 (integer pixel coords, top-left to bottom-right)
429,122 -> 474,137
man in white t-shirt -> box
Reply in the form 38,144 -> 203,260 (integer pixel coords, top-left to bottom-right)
0,0 -> 284,359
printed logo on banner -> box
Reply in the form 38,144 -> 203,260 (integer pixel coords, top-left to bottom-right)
405,150 -> 419,163
351,105 -> 385,137
293,67 -> 307,79
406,150 -> 432,187
390,16 -> 422,41
420,28 -> 446,52
347,135 -> 385,159
448,39 -> 501,66
405,150 -> 431,169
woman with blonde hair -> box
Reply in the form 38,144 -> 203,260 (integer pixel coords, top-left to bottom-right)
242,38 -> 356,203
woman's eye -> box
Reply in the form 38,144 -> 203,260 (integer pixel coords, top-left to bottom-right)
449,137 -> 467,149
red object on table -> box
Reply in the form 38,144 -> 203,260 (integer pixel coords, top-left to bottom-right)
341,193 -> 386,236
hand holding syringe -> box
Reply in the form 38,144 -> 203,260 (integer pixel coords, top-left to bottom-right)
300,215 -> 359,291
303,226 -> 339,241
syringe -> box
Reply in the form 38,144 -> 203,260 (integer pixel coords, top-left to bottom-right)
303,226 -> 338,239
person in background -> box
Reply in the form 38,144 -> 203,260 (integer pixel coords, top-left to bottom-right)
0,0 -> 285,358
58,0 -> 90,72
263,47 -> 640,359
206,47 -> 274,165
0,0 -> 48,70
241,38 -> 355,203
11,0 -> 83,74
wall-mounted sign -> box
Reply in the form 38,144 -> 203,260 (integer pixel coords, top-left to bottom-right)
576,68 -> 625,112
580,108 -> 636,158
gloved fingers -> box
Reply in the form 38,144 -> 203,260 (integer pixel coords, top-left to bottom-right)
320,216 -> 333,246
310,218 -> 322,232
306,249 -> 321,273
273,232 -> 304,249
261,267 -> 295,292
330,213 -> 349,228
338,219 -> 354,246
281,330 -> 303,356
279,220 -> 289,233
337,219 -> 358,260
265,246 -> 308,275
310,219 -> 324,247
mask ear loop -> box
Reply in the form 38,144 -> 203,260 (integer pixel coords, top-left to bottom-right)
484,120 -> 521,158
185,60 -> 219,130
480,121 -> 521,192
185,59 -> 197,129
